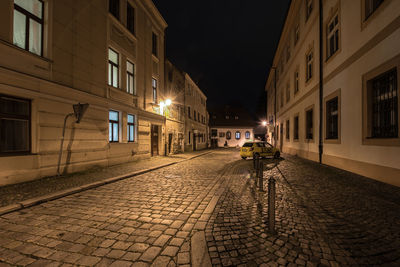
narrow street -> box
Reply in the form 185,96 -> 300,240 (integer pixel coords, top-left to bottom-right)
0,149 -> 399,266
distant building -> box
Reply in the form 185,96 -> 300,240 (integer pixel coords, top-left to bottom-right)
209,107 -> 256,148
184,74 -> 208,151
265,0 -> 400,186
0,0 -> 167,185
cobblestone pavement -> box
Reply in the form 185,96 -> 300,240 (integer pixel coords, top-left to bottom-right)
1,149 -> 400,266
0,150 -> 236,266
0,150 -> 209,208
205,152 -> 400,266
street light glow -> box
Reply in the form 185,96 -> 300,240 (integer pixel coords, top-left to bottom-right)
262,121 -> 267,126
165,99 -> 172,106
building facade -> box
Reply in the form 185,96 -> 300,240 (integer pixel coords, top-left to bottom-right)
265,0 -> 400,186
184,74 -> 208,151
209,107 -> 256,148
0,0 -> 168,186
164,60 -> 185,154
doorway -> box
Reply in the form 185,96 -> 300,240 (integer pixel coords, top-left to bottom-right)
193,132 -> 197,151
168,133 -> 173,154
151,125 -> 159,156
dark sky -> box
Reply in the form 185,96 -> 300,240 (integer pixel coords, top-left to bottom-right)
152,0 -> 291,116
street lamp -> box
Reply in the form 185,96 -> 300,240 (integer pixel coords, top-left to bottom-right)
262,121 -> 267,126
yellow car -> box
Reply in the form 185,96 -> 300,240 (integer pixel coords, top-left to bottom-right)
240,141 -> 280,159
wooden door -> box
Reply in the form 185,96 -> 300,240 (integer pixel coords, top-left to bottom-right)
151,125 -> 159,156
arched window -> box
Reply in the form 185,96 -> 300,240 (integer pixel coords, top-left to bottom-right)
235,131 -> 241,139
245,131 -> 250,139
226,131 -> 231,140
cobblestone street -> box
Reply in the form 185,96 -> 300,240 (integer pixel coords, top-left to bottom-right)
0,149 -> 400,266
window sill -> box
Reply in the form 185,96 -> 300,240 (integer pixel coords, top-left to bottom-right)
324,138 -> 341,144
362,137 -> 400,146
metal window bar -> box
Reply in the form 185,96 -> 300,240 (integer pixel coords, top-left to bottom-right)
371,68 -> 398,138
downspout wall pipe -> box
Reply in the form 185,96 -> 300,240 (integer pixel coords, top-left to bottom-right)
319,0 -> 324,164
273,67 -> 277,148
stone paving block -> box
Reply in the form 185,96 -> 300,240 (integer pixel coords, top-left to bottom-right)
109,260 -> 133,267
151,256 -> 171,267
161,246 -> 179,257
140,246 -> 162,262
153,235 -> 171,247
129,243 -> 150,252
75,255 -> 101,266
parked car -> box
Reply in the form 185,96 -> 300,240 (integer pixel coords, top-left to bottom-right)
239,141 -> 280,159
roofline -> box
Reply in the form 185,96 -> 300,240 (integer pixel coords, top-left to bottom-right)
143,0 -> 168,29
184,72 -> 207,99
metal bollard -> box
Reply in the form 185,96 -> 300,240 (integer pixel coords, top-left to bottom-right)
258,162 -> 264,191
268,176 -> 276,234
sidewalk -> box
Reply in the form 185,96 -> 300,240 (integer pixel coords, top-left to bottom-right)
0,150 -> 212,213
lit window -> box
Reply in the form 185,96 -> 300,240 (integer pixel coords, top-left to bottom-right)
326,97 -> 339,139
127,61 -> 135,95
109,110 -> 119,142
365,0 -> 384,20
245,131 -> 250,139
152,78 -> 157,103
225,115 -> 229,119
306,108 -> 313,139
235,131 -> 241,140
109,0 -> 119,19
127,3 -> 135,35
0,94 -> 30,153
108,48 -> 119,88
127,114 -> 135,142
152,32 -> 158,57
306,49 -> 313,81
327,14 -> 339,59
235,116 -> 239,120
13,0 -> 44,56
226,131 -> 231,140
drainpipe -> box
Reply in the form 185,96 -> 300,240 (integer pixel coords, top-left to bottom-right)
318,0 -> 324,164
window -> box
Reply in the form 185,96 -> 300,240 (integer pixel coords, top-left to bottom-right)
219,132 -> 225,138
108,48 -> 119,88
188,131 -> 191,144
306,0 -> 313,20
127,3 -> 135,35
194,110 -> 197,121
109,0 -> 119,19
327,13 -> 339,59
225,115 -> 229,119
365,0 -> 384,20
286,45 -> 291,62
188,107 -> 191,118
13,0 -> 44,56
226,131 -> 231,140
326,97 -> 339,139
368,68 -> 398,138
286,83 -> 290,103
245,131 -> 250,139
294,24 -> 300,45
198,113 -> 200,122
294,70 -> 299,94
235,116 -> 239,120
152,32 -> 158,57
294,115 -> 299,140
152,78 -> 157,103
235,131 -> 241,140
109,110 -> 119,142
306,108 -> 313,140
127,114 -> 135,142
306,49 -> 313,82
286,120 -> 290,140
127,61 -> 135,95
0,94 -> 30,154
211,129 -> 217,137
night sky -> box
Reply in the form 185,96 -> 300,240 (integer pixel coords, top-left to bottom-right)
152,0 -> 291,117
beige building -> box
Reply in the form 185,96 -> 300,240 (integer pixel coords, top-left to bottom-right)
0,0 -> 168,186
184,74 -> 208,151
164,60 -> 185,154
265,0 -> 400,186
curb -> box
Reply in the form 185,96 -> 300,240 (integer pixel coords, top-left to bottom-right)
0,151 -> 213,216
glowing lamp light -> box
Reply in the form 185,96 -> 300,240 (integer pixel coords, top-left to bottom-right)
165,99 -> 172,106
262,121 -> 267,126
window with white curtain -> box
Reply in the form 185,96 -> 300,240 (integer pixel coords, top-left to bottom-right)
13,0 -> 43,56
